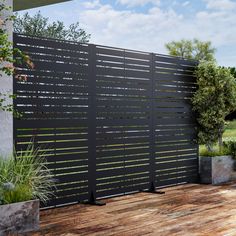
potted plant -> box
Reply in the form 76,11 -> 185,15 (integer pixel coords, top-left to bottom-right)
0,144 -> 54,235
199,146 -> 233,185
192,62 -> 236,185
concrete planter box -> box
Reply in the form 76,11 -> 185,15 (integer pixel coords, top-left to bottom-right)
200,156 -> 234,185
0,199 -> 39,235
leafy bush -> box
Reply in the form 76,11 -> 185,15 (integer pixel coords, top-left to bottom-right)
223,138 -> 236,159
0,144 -> 54,205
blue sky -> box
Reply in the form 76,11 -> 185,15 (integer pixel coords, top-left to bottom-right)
18,0 -> 236,66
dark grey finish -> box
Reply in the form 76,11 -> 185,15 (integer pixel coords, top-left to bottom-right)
14,33 -> 199,208
0,200 -> 39,235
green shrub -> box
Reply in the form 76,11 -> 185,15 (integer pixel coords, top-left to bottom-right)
0,144 -> 54,205
200,145 -> 230,157
223,138 -> 236,159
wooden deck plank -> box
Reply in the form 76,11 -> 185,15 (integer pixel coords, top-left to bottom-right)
28,182 -> 236,236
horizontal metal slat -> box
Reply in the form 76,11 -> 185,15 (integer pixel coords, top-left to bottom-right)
96,118 -> 150,126
97,155 -> 149,165
156,175 -> 199,187
49,160 -> 89,169
96,98 -> 149,106
125,51 -> 151,60
96,188 -> 124,199
16,83 -> 89,94
156,158 -> 198,169
53,165 -> 88,175
156,154 -> 198,162
17,105 -> 88,114
95,87 -> 150,96
46,193 -> 88,207
14,33 -> 89,52
155,84 -> 196,93
96,164 -> 149,178
16,97 -> 89,106
46,153 -> 88,162
154,54 -> 198,66
156,144 -> 198,152
155,62 -> 195,71
55,186 -> 88,198
154,73 -> 196,83
96,46 -> 124,57
16,68 -> 89,80
54,172 -> 89,184
15,119 -> 88,128
155,117 -> 195,125
96,147 -> 150,159
156,134 -> 196,142
26,52 -> 89,65
96,80 -> 151,90
155,67 -> 194,76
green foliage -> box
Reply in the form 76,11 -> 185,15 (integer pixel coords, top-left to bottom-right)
224,120 -> 236,138
0,144 -> 54,205
192,62 -> 236,151
165,39 -> 216,62
225,120 -> 236,130
14,11 -> 91,43
0,1 -> 15,76
229,67 -> 236,78
200,145 -> 230,157
223,138 -> 236,159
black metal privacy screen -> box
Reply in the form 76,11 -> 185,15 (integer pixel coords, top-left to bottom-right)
14,33 -> 199,208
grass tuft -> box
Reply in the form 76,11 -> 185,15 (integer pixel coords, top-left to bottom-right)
0,144 -> 54,205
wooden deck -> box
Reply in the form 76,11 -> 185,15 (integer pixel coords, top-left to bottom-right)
32,182 -> 236,236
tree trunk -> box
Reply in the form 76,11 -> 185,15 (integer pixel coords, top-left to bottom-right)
218,125 -> 224,152
206,143 -> 213,152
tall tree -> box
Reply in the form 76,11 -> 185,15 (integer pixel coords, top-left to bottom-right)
165,39 -> 216,62
192,63 -> 236,151
14,11 -> 90,43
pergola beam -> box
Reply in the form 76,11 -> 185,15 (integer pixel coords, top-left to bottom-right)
13,0 -> 71,11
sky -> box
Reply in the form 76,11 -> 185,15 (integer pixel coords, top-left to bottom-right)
17,0 -> 236,67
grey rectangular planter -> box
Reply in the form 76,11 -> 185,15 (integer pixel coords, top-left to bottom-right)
200,156 -> 233,185
0,199 -> 39,235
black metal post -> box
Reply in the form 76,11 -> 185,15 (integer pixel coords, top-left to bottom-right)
141,53 -> 165,195
84,44 -> 106,206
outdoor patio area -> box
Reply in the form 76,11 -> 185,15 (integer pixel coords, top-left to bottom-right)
30,182 -> 236,236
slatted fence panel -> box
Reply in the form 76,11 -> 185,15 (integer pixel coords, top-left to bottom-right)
14,34 -> 90,207
153,54 -> 198,187
95,46 -> 152,198
14,34 -> 198,208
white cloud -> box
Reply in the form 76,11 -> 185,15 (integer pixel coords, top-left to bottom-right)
82,0 -> 101,9
182,1 -> 190,7
78,1 -> 236,52
55,0 -> 236,66
204,0 -> 236,11
79,4 -> 183,52
117,0 -> 160,7
195,10 -> 236,45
